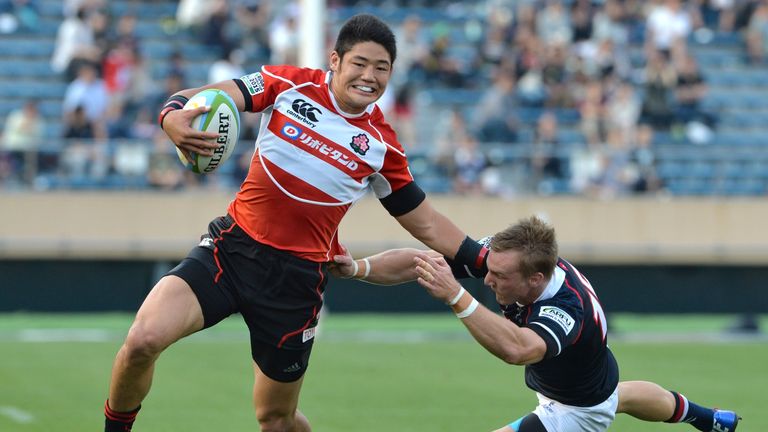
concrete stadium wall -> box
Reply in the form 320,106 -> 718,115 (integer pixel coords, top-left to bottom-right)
2,192 -> 768,263
1,193 -> 767,313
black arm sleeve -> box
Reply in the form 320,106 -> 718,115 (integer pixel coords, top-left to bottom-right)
233,78 -> 253,112
446,236 -> 491,279
379,181 -> 426,217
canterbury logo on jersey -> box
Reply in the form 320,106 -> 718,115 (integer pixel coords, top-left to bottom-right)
288,98 -> 322,127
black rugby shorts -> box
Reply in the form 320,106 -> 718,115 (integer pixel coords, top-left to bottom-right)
167,215 -> 327,382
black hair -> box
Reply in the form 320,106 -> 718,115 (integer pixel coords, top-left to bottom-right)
333,14 -> 397,65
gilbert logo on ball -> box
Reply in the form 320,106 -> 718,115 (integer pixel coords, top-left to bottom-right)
176,88 -> 241,173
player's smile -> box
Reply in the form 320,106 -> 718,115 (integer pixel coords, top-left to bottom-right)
329,41 -> 392,114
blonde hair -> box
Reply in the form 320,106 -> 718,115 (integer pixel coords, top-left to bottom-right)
490,216 -> 558,279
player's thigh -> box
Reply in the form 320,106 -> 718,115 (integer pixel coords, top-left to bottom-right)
252,361 -> 305,417
127,275 -> 204,349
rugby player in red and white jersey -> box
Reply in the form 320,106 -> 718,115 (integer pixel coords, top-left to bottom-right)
333,216 -> 740,432
103,13 -> 489,432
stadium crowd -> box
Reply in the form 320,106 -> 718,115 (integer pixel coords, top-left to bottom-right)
1,0 -> 767,196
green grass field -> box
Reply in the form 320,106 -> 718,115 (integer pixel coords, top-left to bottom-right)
0,313 -> 766,431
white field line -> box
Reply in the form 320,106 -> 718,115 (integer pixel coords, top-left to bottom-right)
0,405 -> 35,424
0,328 -> 765,344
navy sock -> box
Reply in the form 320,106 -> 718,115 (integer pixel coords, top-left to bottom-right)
666,391 -> 715,431
104,399 -> 141,432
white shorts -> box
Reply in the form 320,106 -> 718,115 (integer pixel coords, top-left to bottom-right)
532,388 -> 618,432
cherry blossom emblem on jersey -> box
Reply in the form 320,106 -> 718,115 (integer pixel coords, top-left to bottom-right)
350,133 -> 370,155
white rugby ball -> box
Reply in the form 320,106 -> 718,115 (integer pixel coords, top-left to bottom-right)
176,88 -> 240,174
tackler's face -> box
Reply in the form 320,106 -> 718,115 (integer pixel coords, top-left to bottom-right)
483,249 -> 537,305
329,41 -> 392,114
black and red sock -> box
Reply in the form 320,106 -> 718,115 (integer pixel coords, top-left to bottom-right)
104,399 -> 140,432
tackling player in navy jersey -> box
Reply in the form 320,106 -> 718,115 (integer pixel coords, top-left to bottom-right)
333,216 -> 740,432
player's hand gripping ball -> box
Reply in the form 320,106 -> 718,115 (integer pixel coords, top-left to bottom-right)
176,88 -> 240,173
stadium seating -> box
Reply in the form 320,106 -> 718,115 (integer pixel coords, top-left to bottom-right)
1,1 -> 768,196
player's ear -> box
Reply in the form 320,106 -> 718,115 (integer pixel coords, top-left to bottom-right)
329,51 -> 340,72
530,272 -> 545,286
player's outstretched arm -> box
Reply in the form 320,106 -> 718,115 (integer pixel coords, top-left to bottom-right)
159,80 -> 246,158
332,248 -> 441,285
395,198 -> 487,276
414,252 -> 547,365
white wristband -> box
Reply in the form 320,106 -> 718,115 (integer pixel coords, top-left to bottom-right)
446,286 -> 466,306
361,258 -> 371,280
347,259 -> 359,279
455,298 -> 479,319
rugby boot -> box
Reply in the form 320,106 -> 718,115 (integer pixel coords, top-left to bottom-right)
711,409 -> 740,432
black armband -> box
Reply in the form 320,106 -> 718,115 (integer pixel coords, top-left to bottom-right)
380,182 -> 426,217
157,95 -> 190,129
454,236 -> 489,274
233,78 -> 254,112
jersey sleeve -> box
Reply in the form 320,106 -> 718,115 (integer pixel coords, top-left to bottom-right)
369,113 -> 422,208
446,236 -> 491,279
525,299 -> 583,359
234,65 -> 325,113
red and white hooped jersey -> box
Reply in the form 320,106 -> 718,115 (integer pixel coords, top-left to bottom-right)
228,65 -> 414,262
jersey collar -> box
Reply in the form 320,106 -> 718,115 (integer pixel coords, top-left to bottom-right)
533,265 -> 566,303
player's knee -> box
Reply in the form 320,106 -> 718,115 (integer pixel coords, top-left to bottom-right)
122,325 -> 170,362
255,407 -> 296,432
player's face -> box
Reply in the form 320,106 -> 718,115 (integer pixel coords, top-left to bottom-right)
484,250 -> 538,305
329,41 -> 392,114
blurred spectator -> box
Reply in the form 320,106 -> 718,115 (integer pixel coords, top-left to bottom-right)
1,100 -> 44,151
514,27 -> 546,106
536,0 -> 572,45
166,50 -> 188,84
269,2 -> 299,65
388,84 -> 417,150
233,0 -> 272,61
570,0 -> 595,43
392,14 -> 429,87
433,108 -> 470,173
628,124 -> 664,193
50,6 -> 100,79
746,0 -> 768,64
541,42 -> 570,108
699,0 -> 736,32
674,54 -> 716,130
592,0 -> 630,48
1,100 -> 45,183
147,132 -> 185,190
605,81 -> 641,148
63,105 -> 95,138
208,47 -> 246,84
62,62 -> 109,139
452,134 -> 488,195
202,0 -> 232,51
420,32 -> 468,88
176,0 -> 211,29
578,80 -> 608,146
177,0 -> 231,52
639,50 -> 677,131
530,111 -> 568,193
109,12 -> 140,51
471,68 -> 519,144
645,0 -> 694,61
146,72 -> 186,118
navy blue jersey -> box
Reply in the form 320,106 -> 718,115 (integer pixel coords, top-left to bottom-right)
449,251 -> 619,407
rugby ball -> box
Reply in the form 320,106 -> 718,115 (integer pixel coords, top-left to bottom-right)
176,88 -> 240,174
